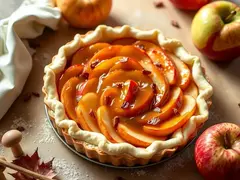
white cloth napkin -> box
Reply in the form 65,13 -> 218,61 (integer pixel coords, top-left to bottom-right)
0,0 -> 61,119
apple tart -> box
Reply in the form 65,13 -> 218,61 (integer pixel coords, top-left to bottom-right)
43,25 -> 213,166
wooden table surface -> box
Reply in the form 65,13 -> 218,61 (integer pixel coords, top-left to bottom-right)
0,0 -> 239,179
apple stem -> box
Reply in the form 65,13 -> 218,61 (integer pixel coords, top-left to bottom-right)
223,131 -> 231,149
225,10 -> 237,23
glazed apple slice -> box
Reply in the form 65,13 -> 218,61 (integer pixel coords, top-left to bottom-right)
100,87 -> 120,106
89,56 -> 143,79
112,38 -> 137,45
122,80 -> 139,109
141,61 -> 169,107
137,87 -> 183,125
143,95 -> 197,136
71,43 -> 110,65
76,78 -> 98,98
167,53 -> 191,90
98,70 -> 154,116
117,121 -> 166,147
76,93 -> 100,132
58,65 -> 84,94
84,45 -> 122,73
97,106 -> 125,143
60,77 -> 81,120
134,41 -> 177,85
109,57 -> 143,72
184,81 -> 198,99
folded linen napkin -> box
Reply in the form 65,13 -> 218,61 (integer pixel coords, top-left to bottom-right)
0,0 -> 61,119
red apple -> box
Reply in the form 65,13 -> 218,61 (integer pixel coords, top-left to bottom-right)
195,123 -> 240,180
191,1 -> 240,61
169,0 -> 210,10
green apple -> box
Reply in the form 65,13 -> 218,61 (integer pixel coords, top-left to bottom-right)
191,1 -> 240,61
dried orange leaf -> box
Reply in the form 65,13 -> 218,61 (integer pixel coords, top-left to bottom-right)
10,149 -> 57,180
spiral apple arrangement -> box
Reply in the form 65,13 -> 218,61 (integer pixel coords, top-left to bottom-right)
57,38 -> 199,148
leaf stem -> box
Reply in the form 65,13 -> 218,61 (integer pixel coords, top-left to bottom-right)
223,131 -> 232,149
225,10 -> 237,23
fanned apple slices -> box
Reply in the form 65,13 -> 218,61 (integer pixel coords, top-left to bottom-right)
137,86 -> 183,125
143,95 -> 197,136
58,39 -> 199,147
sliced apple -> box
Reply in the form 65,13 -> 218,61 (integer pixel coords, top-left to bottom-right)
137,87 -> 183,125
60,77 -> 81,121
71,43 -> 110,65
97,106 -> 125,143
76,93 -> 100,132
167,53 -> 191,90
112,38 -> 137,45
184,81 -> 198,99
89,56 -> 143,79
109,57 -> 143,72
143,95 -> 197,136
98,70 -> 154,116
84,45 -> 122,74
58,65 -> 84,94
141,61 -> 169,107
117,121 -> 166,147
100,87 -> 120,106
76,78 -> 98,98
134,41 -> 177,85
122,80 -> 139,109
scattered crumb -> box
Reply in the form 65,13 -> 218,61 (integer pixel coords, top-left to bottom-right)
11,117 -> 32,135
153,0 -> 164,8
16,126 -> 25,132
171,20 -> 180,28
23,91 -> 40,102
115,176 -> 126,180
32,92 -> 40,97
23,92 -> 32,102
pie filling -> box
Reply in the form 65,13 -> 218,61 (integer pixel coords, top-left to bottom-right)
58,38 -> 199,148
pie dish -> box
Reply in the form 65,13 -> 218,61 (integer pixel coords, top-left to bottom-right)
43,25 -> 213,166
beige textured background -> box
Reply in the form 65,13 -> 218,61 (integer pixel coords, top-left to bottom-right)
0,0 -> 239,179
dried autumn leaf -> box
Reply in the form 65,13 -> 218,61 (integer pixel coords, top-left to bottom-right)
10,149 -> 57,180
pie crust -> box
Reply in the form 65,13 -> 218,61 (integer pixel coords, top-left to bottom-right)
43,25 -> 213,166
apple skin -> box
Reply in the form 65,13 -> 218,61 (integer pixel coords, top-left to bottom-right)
195,123 -> 240,180
191,1 -> 240,61
169,0 -> 210,10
